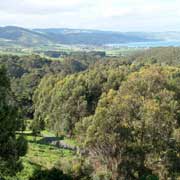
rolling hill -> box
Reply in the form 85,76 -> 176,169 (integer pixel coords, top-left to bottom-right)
34,28 -> 156,45
0,26 -> 52,47
0,26 -> 180,47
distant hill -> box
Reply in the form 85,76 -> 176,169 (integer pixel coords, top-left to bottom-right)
0,26 -> 52,47
0,26 -> 180,47
34,28 -> 157,45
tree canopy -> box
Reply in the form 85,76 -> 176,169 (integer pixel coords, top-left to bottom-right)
0,66 -> 27,178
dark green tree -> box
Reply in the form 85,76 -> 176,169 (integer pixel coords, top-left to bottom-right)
0,66 -> 27,178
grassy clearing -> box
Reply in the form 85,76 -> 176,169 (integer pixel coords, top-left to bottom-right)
15,134 -> 75,180
106,47 -> 141,56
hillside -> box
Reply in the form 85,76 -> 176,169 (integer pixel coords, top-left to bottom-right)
1,26 -> 180,47
0,26 -> 52,47
0,26 -> 156,46
34,28 -> 156,45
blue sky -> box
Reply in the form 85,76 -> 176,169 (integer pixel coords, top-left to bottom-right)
0,0 -> 180,31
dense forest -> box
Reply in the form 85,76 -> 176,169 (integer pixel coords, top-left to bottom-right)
0,47 -> 180,180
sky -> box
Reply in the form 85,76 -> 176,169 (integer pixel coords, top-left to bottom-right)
0,0 -> 180,32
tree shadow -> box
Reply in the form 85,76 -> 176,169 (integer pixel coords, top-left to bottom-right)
28,136 -> 76,151
37,136 -> 63,145
29,167 -> 73,180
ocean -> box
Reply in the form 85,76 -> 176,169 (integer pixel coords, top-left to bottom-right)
106,41 -> 180,48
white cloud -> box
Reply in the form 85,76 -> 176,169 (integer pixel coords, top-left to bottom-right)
0,0 -> 179,31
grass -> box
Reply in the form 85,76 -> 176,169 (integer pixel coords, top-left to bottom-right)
14,133 -> 75,180
41,130 -> 57,137
105,47 -> 141,56
0,44 -> 140,59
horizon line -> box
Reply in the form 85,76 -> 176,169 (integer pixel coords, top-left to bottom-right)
1,25 -> 180,33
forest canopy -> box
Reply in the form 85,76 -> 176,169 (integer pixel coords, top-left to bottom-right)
1,47 -> 180,179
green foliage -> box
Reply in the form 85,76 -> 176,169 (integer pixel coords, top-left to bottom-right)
29,168 -> 72,180
76,66 -> 180,179
2,47 -> 180,179
16,135 -> 28,157
0,66 -> 27,178
0,53 -> 96,120
56,156 -> 93,180
33,62 -> 129,136
132,47 -> 180,66
13,133 -> 75,180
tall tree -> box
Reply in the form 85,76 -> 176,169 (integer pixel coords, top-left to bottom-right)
0,66 -> 27,178
76,66 -> 180,179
